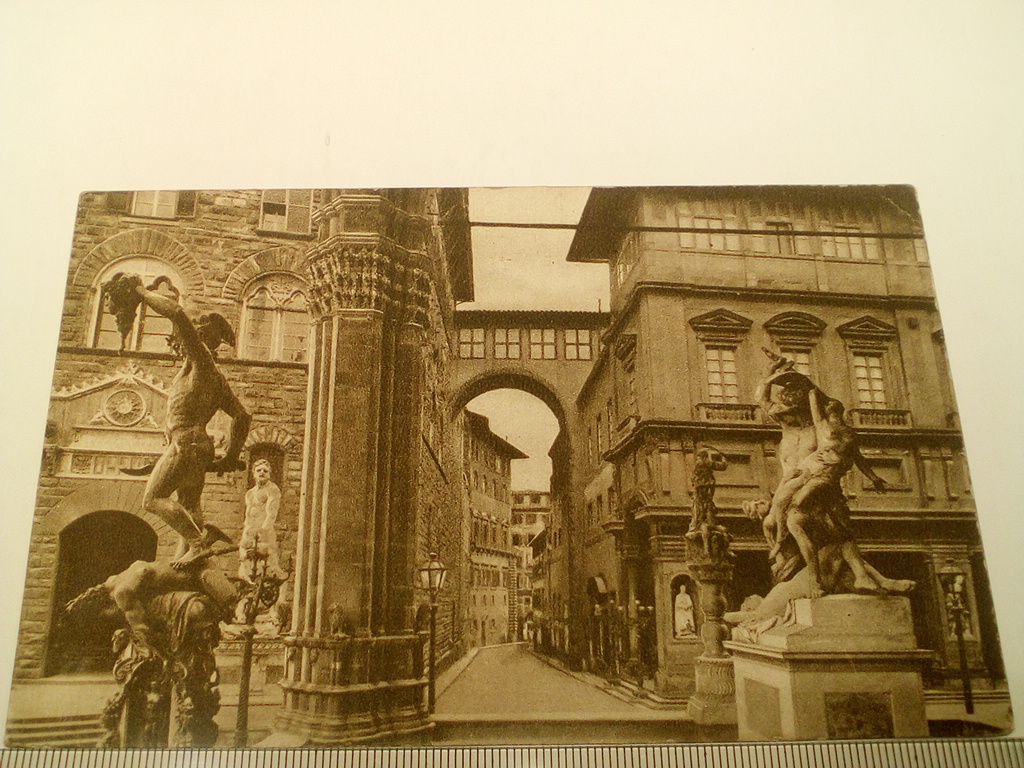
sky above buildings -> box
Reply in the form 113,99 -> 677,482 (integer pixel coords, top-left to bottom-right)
461,188 -> 610,491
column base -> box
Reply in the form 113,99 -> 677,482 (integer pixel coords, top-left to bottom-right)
273,634 -> 431,745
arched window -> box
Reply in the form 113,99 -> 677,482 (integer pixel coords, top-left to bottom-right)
92,258 -> 185,352
240,274 -> 310,362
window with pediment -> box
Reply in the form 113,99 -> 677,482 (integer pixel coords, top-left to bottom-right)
705,346 -> 740,403
92,258 -> 185,352
689,309 -> 753,407
764,312 -> 826,380
837,316 -> 905,423
852,353 -> 888,407
240,274 -> 310,362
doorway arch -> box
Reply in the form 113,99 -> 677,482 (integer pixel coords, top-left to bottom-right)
47,510 -> 157,675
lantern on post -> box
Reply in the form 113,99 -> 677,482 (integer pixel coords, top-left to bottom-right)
417,552 -> 448,713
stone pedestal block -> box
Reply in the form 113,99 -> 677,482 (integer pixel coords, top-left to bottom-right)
654,638 -> 701,698
686,655 -> 737,724
216,636 -> 285,700
726,595 -> 931,740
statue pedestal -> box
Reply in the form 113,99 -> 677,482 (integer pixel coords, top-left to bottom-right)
725,595 -> 931,740
686,655 -> 737,724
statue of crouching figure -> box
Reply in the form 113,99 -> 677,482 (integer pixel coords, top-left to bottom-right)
67,554 -> 238,748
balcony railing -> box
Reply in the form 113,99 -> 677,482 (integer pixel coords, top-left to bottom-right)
849,408 -> 911,428
696,402 -> 760,423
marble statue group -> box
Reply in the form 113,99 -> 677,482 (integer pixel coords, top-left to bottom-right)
726,350 -> 914,630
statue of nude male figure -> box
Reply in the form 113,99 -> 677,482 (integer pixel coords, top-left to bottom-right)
110,273 -> 251,567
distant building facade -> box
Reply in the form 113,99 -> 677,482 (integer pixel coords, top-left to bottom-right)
511,491 -> 551,639
461,410 -> 527,647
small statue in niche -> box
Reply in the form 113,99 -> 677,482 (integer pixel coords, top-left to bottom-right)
674,584 -> 697,638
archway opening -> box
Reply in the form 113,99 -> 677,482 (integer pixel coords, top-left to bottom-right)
47,510 -> 157,675
458,384 -> 565,654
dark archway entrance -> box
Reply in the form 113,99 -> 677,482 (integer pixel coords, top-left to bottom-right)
47,510 -> 157,675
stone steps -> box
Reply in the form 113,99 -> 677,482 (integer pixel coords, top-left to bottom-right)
6,714 -> 105,748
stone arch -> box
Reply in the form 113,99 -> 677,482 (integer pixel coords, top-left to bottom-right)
222,246 -> 312,302
621,488 -> 651,517
41,480 -> 172,539
449,369 -> 569,430
72,229 -> 207,298
48,509 -> 159,675
245,423 -> 302,454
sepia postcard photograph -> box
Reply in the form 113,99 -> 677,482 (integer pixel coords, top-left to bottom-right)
1,184 -> 1014,747
1,2 -> 1023,762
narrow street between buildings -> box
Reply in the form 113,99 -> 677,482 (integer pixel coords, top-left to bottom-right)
432,643 -> 699,745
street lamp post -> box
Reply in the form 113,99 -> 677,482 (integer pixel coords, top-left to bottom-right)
234,539 -> 285,747
418,552 -> 448,714
939,562 -> 975,715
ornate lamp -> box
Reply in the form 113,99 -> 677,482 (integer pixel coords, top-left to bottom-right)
418,553 -> 447,713
419,552 -> 448,601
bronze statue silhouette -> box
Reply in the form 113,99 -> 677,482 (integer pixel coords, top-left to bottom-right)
106,272 -> 251,567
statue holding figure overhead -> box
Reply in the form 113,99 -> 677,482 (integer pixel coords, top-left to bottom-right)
67,272 -> 255,746
726,350 -> 913,628
106,272 -> 251,566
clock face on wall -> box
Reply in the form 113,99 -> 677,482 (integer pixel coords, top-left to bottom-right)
102,389 -> 146,427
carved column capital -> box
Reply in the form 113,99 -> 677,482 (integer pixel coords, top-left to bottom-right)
306,241 -> 432,326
